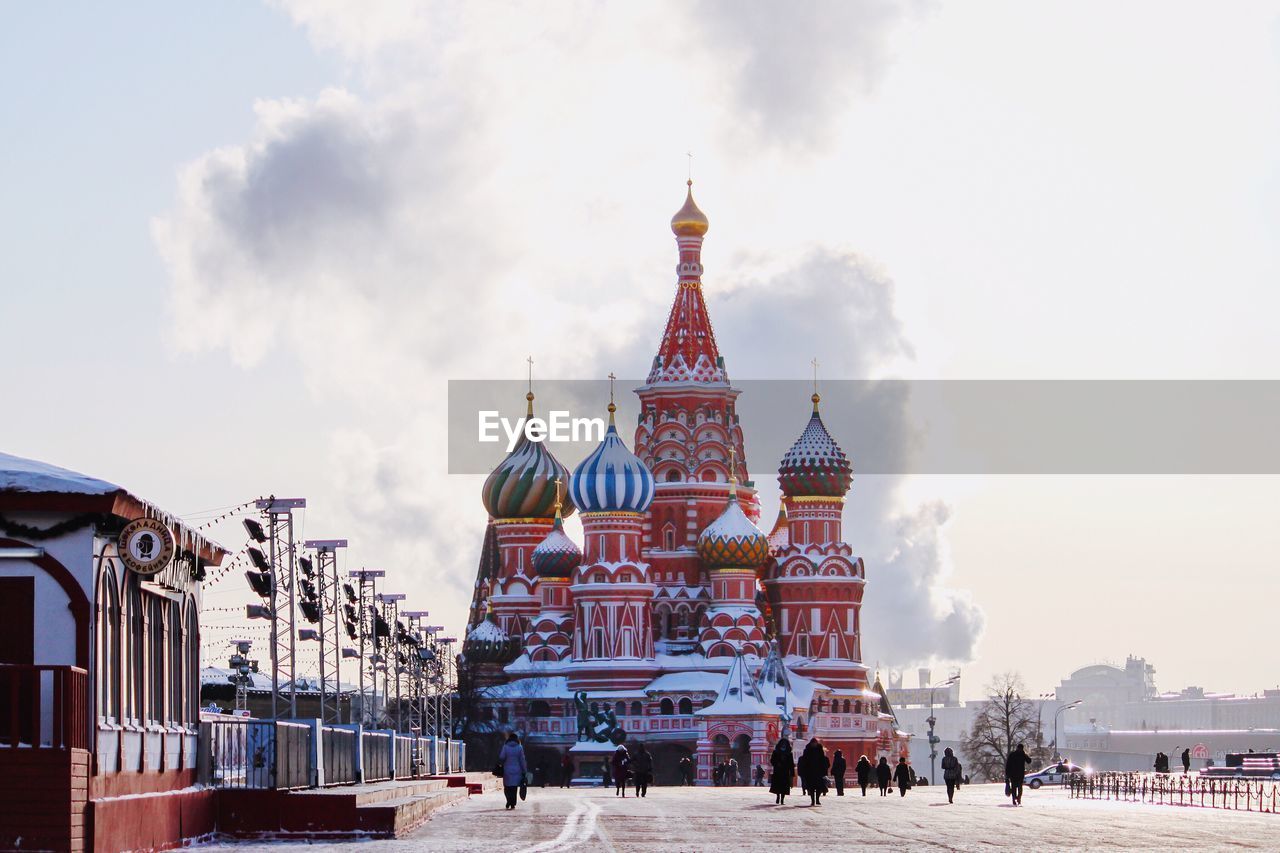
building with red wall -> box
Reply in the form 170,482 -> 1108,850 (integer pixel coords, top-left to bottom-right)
463,186 -> 909,785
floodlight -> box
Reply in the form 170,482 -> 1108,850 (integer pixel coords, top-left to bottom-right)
243,518 -> 267,543
343,604 -> 358,623
299,628 -> 319,641
344,620 -> 358,639
341,647 -> 359,659
343,583 -> 356,603
299,556 -> 314,577
246,603 -> 272,620
300,600 -> 320,623
247,547 -> 271,572
245,570 -> 272,598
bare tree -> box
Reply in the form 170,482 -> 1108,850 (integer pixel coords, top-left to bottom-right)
961,672 -> 1049,782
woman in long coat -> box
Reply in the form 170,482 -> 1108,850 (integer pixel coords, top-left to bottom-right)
875,756 -> 892,796
498,733 -> 528,810
855,754 -> 873,796
893,756 -> 913,797
831,749 -> 847,796
797,738 -> 830,807
769,737 -> 795,805
611,744 -> 630,797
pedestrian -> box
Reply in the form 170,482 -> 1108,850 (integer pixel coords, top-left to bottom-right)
875,756 -> 891,796
797,738 -> 830,807
831,749 -> 847,796
941,747 -> 962,804
754,764 -> 766,787
498,733 -> 528,811
560,751 -> 573,788
1181,747 -> 1191,774
728,757 -> 739,786
601,764 -> 611,788
631,741 -> 653,798
856,754 -> 872,796
1005,743 -> 1032,805
769,737 -> 795,805
612,743 -> 630,797
679,755 -> 693,785
893,756 -> 912,797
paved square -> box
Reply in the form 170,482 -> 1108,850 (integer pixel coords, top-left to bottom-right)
202,782 -> 1277,851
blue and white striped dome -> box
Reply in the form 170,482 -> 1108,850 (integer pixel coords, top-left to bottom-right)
570,414 -> 655,514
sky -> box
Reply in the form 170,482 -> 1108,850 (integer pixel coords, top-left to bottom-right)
2,1 -> 1279,699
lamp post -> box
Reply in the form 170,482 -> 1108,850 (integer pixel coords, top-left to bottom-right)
927,675 -> 959,785
1053,699 -> 1083,761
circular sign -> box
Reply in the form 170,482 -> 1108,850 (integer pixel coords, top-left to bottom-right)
118,518 -> 175,576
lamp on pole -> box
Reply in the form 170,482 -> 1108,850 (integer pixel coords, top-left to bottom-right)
927,674 -> 959,785
1053,699 -> 1083,761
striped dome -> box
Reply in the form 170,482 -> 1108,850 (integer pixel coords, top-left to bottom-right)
698,489 -> 768,569
778,396 -> 853,498
481,396 -> 576,520
531,514 -> 582,578
570,415 -> 655,514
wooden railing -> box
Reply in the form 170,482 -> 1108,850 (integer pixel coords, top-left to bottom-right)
0,665 -> 89,750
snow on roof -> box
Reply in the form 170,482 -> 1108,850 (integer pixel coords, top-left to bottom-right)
482,676 -> 575,700
696,652 -> 777,717
0,451 -> 120,496
645,671 -> 725,694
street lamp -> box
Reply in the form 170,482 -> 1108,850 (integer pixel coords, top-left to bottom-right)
927,674 -> 960,785
1053,699 -> 1083,761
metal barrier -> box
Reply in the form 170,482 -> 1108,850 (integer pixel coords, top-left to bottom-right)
0,665 -> 89,749
362,730 -> 393,782
1069,772 -> 1280,814
321,725 -> 359,786
394,735 -> 416,779
200,718 -> 313,790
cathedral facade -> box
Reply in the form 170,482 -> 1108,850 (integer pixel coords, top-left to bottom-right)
463,183 -> 908,784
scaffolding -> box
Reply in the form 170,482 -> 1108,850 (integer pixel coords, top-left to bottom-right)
303,538 -> 347,724
254,497 -> 306,719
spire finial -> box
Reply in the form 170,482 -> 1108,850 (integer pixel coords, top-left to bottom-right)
607,372 -> 617,424
686,150 -> 693,184
811,357 -> 821,412
552,477 -> 563,521
526,356 -> 535,416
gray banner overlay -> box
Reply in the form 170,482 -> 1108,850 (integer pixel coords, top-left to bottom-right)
448,380 -> 1280,476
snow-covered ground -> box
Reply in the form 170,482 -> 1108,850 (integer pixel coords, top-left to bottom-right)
200,782 -> 1277,851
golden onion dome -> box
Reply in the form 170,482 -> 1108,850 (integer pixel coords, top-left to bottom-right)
670,180 -> 709,237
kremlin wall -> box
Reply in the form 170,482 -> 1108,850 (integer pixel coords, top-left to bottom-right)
462,183 -> 909,784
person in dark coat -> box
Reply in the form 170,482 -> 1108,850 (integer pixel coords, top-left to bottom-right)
831,749 -> 847,796
855,754 -> 873,796
875,756 -> 892,796
769,737 -> 795,805
940,747 -> 962,804
893,756 -> 912,797
679,755 -> 693,785
1181,748 -> 1191,774
1006,743 -> 1032,805
753,764 -> 766,786
612,744 -> 630,797
630,742 -> 653,798
797,738 -> 830,806
560,751 -> 573,788
497,733 -> 528,810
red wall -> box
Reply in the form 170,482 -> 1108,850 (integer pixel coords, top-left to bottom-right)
0,747 -> 88,852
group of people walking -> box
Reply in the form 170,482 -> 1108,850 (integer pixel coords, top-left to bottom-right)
767,737 -> 935,806
1153,748 -> 1191,774
609,741 -> 654,798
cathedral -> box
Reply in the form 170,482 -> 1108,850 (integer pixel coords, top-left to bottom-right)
463,182 -> 909,784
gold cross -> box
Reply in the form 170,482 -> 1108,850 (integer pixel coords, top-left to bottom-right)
811,357 -> 819,395
527,355 -> 534,394
553,477 -> 562,515
728,446 -> 738,484
686,151 -> 693,183
608,372 -> 616,405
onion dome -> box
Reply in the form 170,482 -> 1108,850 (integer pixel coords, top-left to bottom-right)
698,484 -> 769,569
463,613 -> 521,664
671,180 -> 709,237
482,392 -> 576,520
531,485 -> 582,578
778,393 -> 853,498
570,400 -> 655,514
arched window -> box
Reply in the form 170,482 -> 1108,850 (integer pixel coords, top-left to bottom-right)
630,701 -> 643,716
148,596 -> 166,724
854,700 -> 862,714
678,697 -> 693,715
660,698 -> 674,715
126,576 -> 144,724
184,600 -> 199,727
96,569 -> 121,723
529,700 -> 551,717
615,701 -> 626,717
665,469 -> 681,482
842,699 -> 851,714
168,600 -> 182,725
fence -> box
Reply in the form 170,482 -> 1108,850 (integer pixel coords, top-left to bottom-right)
321,725 -> 359,786
1069,772 -> 1280,814
362,730 -> 393,782
201,719 -> 462,790
0,665 -> 89,750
